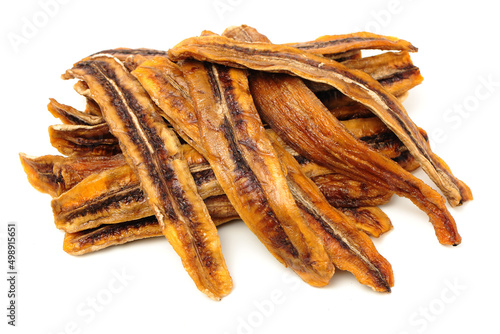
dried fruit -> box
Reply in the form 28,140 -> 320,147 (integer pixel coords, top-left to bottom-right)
19,25 -> 471,298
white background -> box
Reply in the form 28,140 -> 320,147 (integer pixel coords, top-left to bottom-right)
1,0 -> 499,333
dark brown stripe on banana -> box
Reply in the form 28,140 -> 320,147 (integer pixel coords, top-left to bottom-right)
306,51 -> 422,93
283,31 -> 417,55
52,164 -> 151,232
88,47 -> 169,60
320,67 -> 423,119
63,199 -> 238,256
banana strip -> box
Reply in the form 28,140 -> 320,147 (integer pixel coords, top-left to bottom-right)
179,59 -> 334,286
48,98 -> 104,125
63,55 -> 232,300
284,31 -> 417,55
62,199 -> 391,257
49,123 -> 119,156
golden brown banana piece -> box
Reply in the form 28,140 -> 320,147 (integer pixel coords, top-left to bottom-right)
284,31 -> 418,55
19,153 -> 126,197
19,143 -> 207,198
339,207 -> 392,238
49,123 -> 119,156
63,216 -> 236,256
268,132 -> 394,292
306,51 -> 422,94
63,55 -> 232,300
63,201 -> 391,257
48,98 -> 104,125
179,59 -> 334,287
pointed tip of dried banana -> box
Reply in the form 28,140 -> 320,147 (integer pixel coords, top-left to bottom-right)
18,153 -> 35,173
367,271 -> 394,293
354,31 -> 419,52
377,285 -> 392,293
61,70 -> 73,81
200,30 -> 218,37
295,266 -> 335,288
18,153 -> 32,173
201,279 -> 234,301
18,153 -> 52,196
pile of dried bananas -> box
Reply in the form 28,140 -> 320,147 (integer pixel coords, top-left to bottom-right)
20,25 -> 472,300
